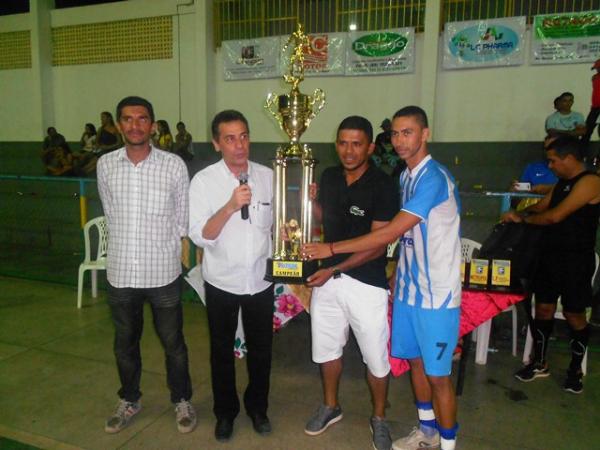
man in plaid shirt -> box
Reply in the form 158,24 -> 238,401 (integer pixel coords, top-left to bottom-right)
97,96 -> 196,435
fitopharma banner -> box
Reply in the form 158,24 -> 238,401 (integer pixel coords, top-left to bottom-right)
443,17 -> 526,69
531,11 -> 600,64
222,37 -> 281,80
345,28 -> 415,76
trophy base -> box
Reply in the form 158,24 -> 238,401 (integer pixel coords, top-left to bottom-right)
264,258 -> 318,284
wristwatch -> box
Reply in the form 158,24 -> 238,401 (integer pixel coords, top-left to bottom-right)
332,268 -> 342,279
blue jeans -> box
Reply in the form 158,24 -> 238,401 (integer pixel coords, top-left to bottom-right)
107,277 -> 192,403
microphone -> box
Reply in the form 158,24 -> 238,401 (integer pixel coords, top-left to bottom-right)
238,172 -> 249,220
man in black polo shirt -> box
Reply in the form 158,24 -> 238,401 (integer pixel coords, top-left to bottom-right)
503,136 -> 600,394
303,116 -> 399,450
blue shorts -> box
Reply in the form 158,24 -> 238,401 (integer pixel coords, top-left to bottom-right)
391,300 -> 460,376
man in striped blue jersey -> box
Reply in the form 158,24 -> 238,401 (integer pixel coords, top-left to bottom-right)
303,106 -> 461,450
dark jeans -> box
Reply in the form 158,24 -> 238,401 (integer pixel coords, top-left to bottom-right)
107,277 -> 192,404
205,282 -> 274,420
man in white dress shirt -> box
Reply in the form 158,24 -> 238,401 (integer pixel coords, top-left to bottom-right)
189,110 -> 274,442
97,96 -> 196,435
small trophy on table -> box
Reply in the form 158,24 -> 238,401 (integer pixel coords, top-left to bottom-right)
264,23 -> 326,283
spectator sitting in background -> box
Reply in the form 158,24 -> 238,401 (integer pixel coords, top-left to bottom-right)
154,120 -> 173,151
545,92 -> 586,139
512,136 -> 559,196
510,137 -> 559,211
73,123 -> 100,176
80,123 -> 97,152
374,119 -> 392,156
97,111 -> 123,155
172,121 -> 194,161
371,118 -> 405,178
42,127 -> 74,176
43,127 -> 69,152
46,148 -> 75,176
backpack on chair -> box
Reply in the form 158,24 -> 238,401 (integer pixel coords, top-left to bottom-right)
478,222 -> 544,292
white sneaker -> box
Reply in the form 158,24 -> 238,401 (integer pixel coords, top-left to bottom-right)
104,399 -> 141,434
175,399 -> 197,433
392,427 -> 440,450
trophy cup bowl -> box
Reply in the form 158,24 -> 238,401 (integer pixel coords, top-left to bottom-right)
266,88 -> 325,157
280,94 -> 309,150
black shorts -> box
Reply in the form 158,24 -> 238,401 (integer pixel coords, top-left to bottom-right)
533,250 -> 595,313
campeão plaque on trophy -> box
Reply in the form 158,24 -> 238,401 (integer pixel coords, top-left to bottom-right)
264,23 -> 326,283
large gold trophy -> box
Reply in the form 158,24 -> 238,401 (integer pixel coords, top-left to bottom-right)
264,23 -> 326,283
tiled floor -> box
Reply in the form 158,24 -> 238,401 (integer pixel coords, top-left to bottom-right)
0,276 -> 598,450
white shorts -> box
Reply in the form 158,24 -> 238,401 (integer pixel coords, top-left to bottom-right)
310,273 -> 390,378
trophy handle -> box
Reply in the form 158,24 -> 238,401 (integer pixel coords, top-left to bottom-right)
265,93 -> 284,130
307,88 -> 326,123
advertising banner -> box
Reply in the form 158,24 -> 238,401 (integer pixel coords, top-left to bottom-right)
531,11 -> 600,64
222,36 -> 281,80
443,17 -> 526,69
345,28 -> 415,76
302,32 -> 346,76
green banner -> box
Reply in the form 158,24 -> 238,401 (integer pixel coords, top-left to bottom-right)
534,11 -> 600,40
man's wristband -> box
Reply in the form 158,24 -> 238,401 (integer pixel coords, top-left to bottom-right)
329,242 -> 335,256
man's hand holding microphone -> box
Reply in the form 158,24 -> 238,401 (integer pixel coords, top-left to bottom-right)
226,172 -> 251,220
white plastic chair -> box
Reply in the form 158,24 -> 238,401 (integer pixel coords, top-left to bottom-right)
460,238 -> 481,263
461,238 -> 519,365
522,252 -> 599,375
77,216 -> 108,308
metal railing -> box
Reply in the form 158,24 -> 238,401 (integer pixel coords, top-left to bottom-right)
0,173 -> 540,285
213,0 -> 427,47
0,175 -> 101,285
0,175 -> 98,228
213,0 -> 600,48
0,175 -> 199,286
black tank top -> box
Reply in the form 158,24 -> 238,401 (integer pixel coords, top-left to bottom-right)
544,171 -> 600,252
98,128 -> 118,146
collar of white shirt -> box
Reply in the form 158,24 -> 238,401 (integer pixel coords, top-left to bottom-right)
115,145 -> 162,164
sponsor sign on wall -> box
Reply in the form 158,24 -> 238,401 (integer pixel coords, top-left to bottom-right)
302,33 -> 346,77
443,17 -> 525,69
531,11 -> 600,64
222,36 -> 281,80
345,28 -> 415,75
277,32 -> 346,77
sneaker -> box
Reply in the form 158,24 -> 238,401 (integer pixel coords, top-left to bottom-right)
514,362 -> 550,382
563,370 -> 583,394
104,399 -> 141,434
392,427 -> 440,450
370,416 -> 392,450
304,404 -> 343,436
175,399 -> 197,433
